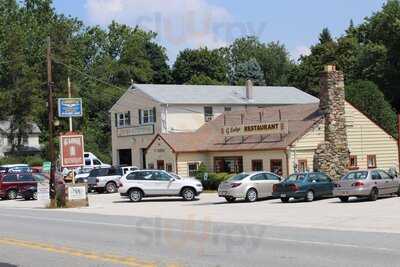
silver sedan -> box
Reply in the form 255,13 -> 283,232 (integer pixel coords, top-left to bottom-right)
334,169 -> 400,202
218,172 -> 282,202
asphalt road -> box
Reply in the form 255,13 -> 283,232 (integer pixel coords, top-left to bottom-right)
0,207 -> 399,267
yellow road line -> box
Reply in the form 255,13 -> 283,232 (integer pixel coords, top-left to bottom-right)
0,237 -> 158,267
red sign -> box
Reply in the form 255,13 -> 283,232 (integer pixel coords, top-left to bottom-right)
60,134 -> 84,167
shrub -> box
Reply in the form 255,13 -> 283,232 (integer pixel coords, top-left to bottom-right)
25,156 -> 44,166
198,172 -> 232,191
0,155 -> 45,166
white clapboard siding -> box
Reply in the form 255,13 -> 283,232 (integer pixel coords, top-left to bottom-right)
291,102 -> 398,172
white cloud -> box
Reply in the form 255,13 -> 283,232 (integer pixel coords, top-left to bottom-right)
85,0 -> 233,58
291,45 -> 311,61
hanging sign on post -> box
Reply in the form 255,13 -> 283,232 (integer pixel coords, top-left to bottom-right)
58,98 -> 83,117
60,134 -> 84,168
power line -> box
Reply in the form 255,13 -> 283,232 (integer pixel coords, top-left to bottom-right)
51,56 -> 126,92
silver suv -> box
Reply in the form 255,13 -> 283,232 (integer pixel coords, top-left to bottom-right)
118,170 -> 203,202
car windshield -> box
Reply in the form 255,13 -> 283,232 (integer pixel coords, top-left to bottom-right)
286,174 -> 306,181
343,171 -> 368,180
228,173 -> 249,181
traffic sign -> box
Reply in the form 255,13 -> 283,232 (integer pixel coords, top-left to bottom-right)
60,134 -> 84,167
42,161 -> 51,173
58,98 -> 83,117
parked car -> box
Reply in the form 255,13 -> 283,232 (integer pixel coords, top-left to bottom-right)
0,164 -> 31,174
0,172 -> 38,200
81,166 -> 136,193
333,169 -> 400,202
20,173 -> 48,200
272,172 -> 334,202
119,170 -> 203,202
218,172 -> 282,202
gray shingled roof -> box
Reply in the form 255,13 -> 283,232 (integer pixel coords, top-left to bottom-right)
132,84 -> 319,105
0,121 -> 41,134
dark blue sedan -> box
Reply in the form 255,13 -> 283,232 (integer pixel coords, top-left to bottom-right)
272,172 -> 334,202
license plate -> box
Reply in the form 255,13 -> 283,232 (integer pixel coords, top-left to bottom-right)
280,194 -> 286,198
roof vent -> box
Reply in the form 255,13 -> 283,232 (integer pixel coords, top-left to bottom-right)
246,80 -> 253,100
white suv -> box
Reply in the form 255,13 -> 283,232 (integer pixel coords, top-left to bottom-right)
118,170 -> 203,202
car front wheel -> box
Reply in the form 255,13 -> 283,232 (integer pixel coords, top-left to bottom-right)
305,190 -> 314,202
128,189 -> 143,202
182,188 -> 196,201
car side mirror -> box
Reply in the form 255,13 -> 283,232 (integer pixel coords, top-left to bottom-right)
170,178 -> 176,182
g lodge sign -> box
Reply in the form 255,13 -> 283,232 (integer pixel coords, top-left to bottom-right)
221,122 -> 288,137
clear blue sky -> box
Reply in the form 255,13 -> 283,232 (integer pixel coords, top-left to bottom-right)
53,0 -> 387,61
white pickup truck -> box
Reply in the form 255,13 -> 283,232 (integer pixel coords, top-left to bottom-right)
82,166 -> 138,193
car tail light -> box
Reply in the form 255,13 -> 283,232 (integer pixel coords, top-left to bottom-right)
273,184 -> 278,192
231,183 -> 241,188
353,181 -> 364,187
288,184 -> 299,192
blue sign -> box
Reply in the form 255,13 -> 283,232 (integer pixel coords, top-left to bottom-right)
58,98 -> 83,117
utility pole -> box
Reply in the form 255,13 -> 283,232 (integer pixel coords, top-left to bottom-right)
398,114 -> 400,172
47,36 -> 56,202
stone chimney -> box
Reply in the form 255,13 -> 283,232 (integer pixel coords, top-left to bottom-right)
245,80 -> 253,100
313,65 -> 349,180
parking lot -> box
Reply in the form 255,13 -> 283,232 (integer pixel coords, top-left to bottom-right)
1,193 -> 400,234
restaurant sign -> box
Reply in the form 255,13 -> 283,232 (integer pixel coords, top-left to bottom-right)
221,121 -> 289,137
117,125 -> 154,137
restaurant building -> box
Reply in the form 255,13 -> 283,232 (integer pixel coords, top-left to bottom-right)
110,82 -> 318,168
146,66 -> 399,179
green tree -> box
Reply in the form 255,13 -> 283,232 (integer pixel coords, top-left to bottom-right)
229,37 -> 294,86
231,58 -> 266,86
172,48 -> 228,84
319,28 -> 333,44
346,80 -> 397,136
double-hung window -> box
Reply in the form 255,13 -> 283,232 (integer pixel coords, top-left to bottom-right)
116,112 -> 131,128
139,108 -> 156,124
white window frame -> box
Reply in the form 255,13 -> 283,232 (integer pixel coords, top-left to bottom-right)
204,106 -> 213,122
117,112 -> 131,128
141,109 -> 155,124
187,162 -> 200,177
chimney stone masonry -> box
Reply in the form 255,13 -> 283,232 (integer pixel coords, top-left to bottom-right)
246,80 -> 253,101
313,65 -> 349,180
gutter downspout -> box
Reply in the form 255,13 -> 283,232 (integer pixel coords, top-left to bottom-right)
285,148 -> 290,177
165,104 -> 169,133
175,152 -> 179,175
